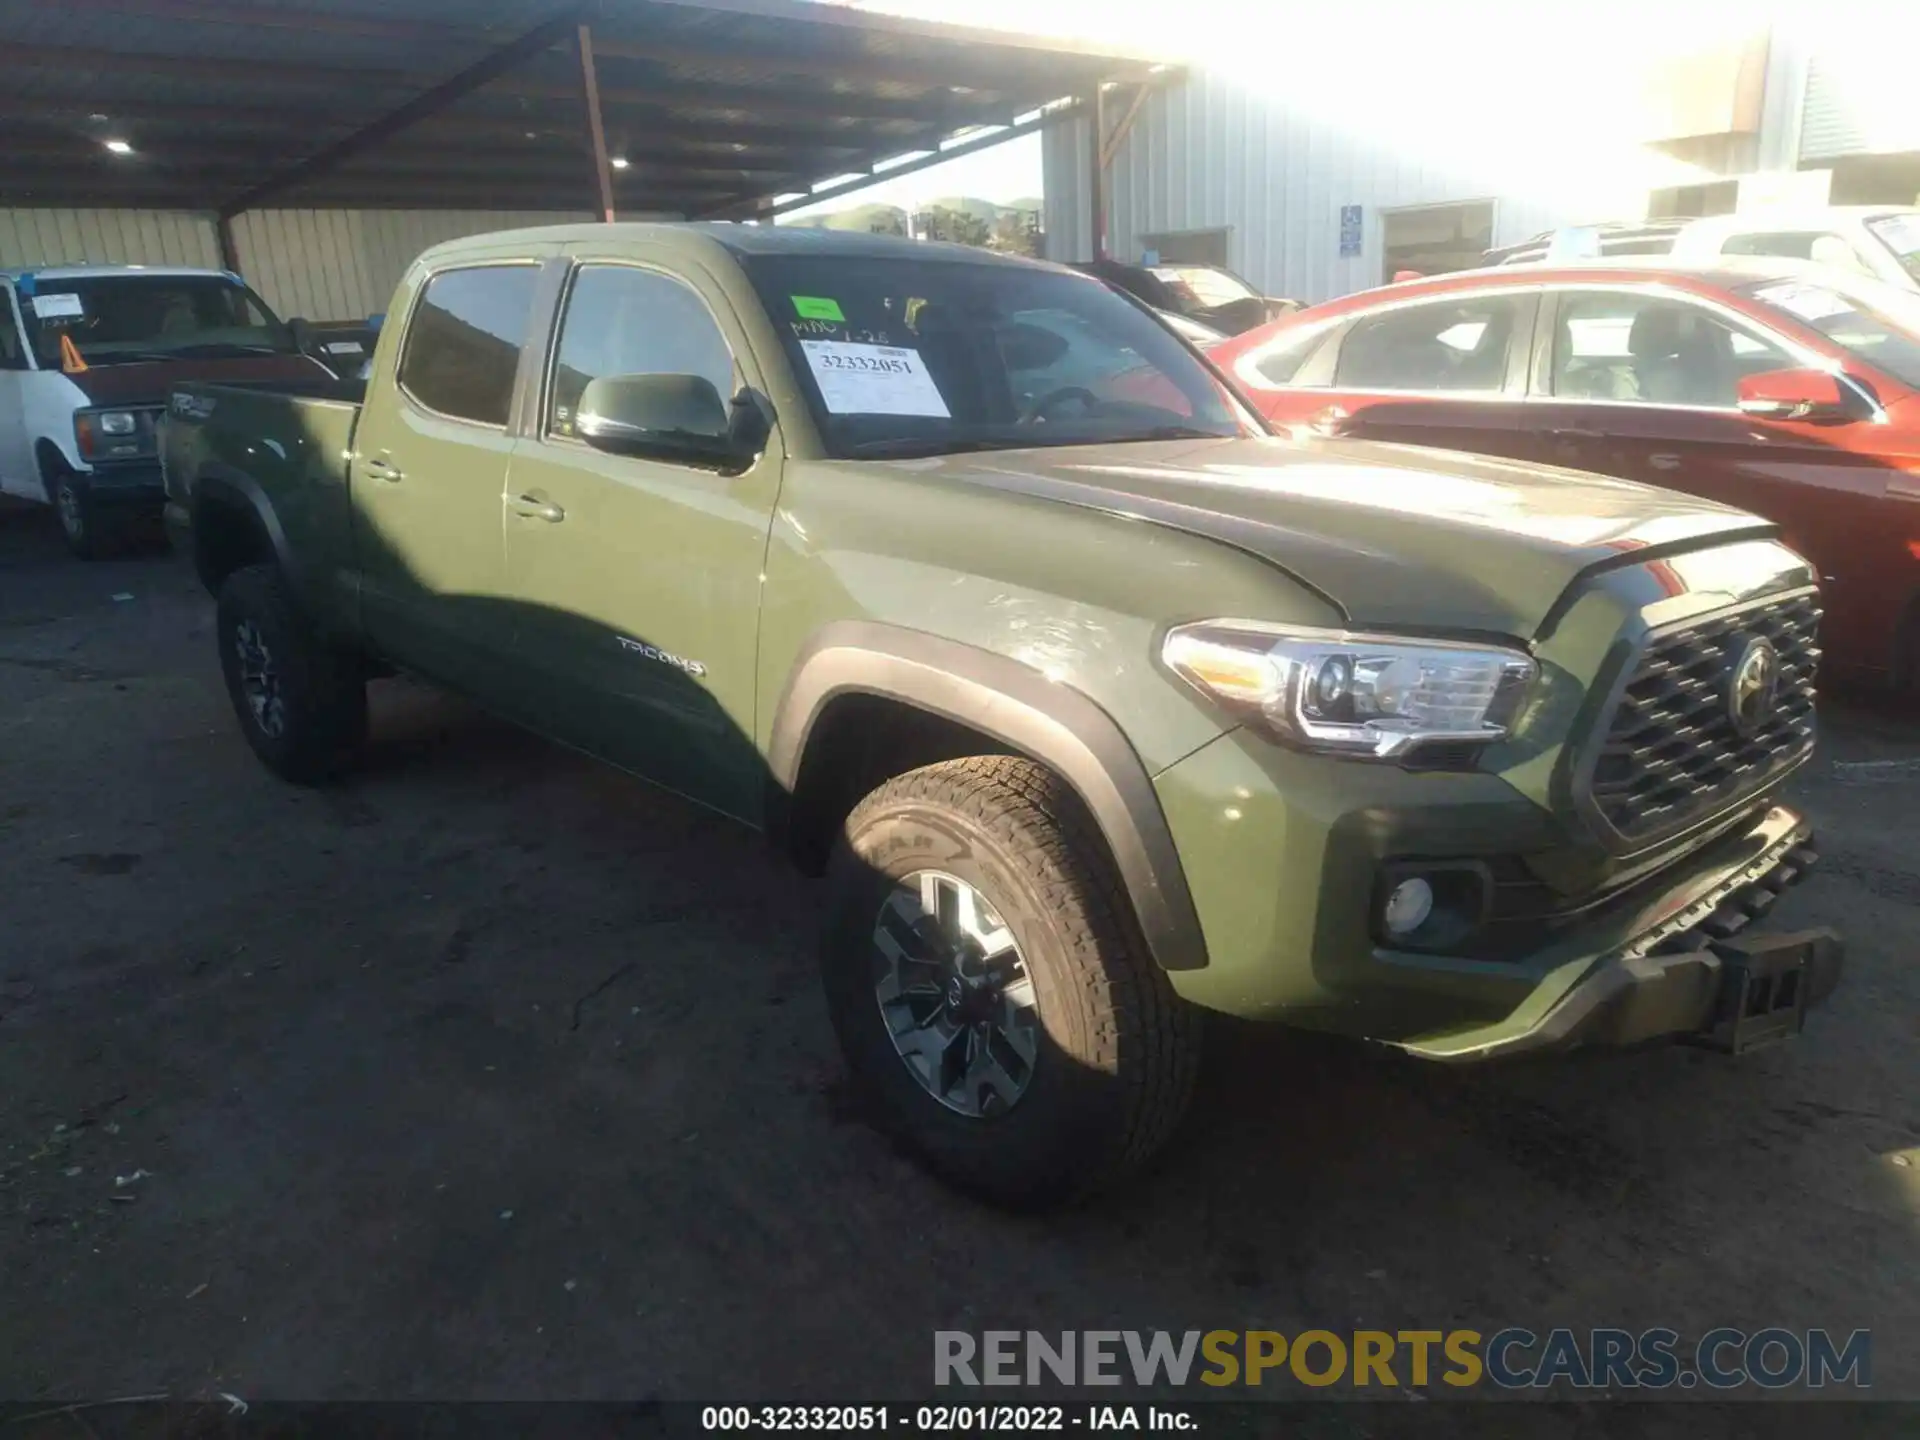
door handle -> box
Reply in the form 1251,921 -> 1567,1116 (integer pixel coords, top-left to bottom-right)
362,456 -> 403,483
508,493 -> 565,523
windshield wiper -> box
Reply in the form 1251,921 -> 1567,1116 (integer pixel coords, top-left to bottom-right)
71,349 -> 182,365
1107,425 -> 1231,443
846,436 -> 1038,459
165,342 -> 286,358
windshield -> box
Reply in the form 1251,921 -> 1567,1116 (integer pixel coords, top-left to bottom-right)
1864,212 -> 1920,284
23,274 -> 295,367
739,254 -> 1260,459
1743,274 -> 1920,390
1148,265 -> 1258,310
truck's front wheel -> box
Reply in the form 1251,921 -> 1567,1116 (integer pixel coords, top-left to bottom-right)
820,757 -> 1201,1208
216,564 -> 367,784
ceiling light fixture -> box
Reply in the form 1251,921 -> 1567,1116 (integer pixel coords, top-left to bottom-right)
103,138 -> 133,155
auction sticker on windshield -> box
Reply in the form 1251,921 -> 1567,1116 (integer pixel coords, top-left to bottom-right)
29,293 -> 84,318
1753,282 -> 1851,323
800,340 -> 951,418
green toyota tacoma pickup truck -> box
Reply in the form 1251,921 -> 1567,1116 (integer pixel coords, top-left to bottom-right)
160,224 -> 1842,1206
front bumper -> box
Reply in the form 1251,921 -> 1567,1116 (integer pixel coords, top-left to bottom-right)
78,461 -> 166,506
1396,829 -> 1842,1062
1152,728 -> 1841,1059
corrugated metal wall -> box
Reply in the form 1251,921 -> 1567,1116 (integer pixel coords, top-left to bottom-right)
0,208 -> 222,270
230,208 -> 593,321
1046,71 -> 1661,306
0,207 -> 594,321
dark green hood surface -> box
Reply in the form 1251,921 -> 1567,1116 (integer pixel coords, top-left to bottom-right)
895,434 -> 1774,639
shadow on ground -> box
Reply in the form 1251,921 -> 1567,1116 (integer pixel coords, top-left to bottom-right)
0,506 -> 1913,1412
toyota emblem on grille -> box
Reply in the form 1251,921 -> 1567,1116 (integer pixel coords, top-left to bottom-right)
1727,637 -> 1780,734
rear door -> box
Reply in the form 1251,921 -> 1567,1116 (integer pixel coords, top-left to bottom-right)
348,252 -> 548,701
500,251 -> 783,823
1232,289 -> 1539,459
1520,284 -> 1910,675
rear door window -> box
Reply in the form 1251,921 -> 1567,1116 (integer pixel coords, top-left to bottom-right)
1332,295 -> 1528,392
396,264 -> 540,427
1238,321 -> 1336,388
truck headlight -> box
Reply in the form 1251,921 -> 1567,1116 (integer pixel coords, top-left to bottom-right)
1163,621 -> 1536,760
99,410 -> 137,436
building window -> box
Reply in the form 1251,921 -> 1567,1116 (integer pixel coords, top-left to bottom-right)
1379,203 -> 1494,282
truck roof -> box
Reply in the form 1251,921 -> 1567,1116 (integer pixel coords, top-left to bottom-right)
2,263 -> 237,283
415,221 -> 1056,271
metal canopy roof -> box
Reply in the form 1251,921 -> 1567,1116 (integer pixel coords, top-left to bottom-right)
0,0 -> 1167,220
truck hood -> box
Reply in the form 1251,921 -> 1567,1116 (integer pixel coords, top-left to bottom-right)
63,352 -> 331,406
903,434 -> 1775,638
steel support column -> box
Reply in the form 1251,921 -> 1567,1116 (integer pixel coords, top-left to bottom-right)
577,22 -> 616,222
1087,83 -> 1107,261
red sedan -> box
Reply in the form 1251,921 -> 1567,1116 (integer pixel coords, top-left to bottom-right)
1209,259 -> 1920,687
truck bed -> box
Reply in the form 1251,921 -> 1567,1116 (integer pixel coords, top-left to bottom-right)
159,380 -> 365,596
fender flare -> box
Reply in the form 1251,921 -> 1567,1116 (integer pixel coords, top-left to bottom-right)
768,620 -> 1209,972
188,464 -> 311,609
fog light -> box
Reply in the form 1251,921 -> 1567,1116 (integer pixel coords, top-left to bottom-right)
1382,877 -> 1434,937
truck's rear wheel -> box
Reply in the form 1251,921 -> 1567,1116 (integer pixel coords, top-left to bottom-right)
820,756 -> 1201,1208
216,564 -> 367,784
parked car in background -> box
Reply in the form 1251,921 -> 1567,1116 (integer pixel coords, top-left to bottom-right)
160,225 -> 1842,1203
1670,207 -> 1920,291
1212,258 -> 1920,688
1484,220 -> 1689,267
1488,208 -> 1920,293
1152,307 -> 1227,346
0,264 -> 332,557
1072,257 -> 1300,335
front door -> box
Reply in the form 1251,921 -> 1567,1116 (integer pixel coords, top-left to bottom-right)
1249,289 -> 1539,460
0,285 -> 36,497
348,258 -> 544,700
1523,286 -> 1911,675
501,256 -> 783,822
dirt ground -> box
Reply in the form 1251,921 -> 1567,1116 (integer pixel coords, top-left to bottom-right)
1,503 -> 1915,1414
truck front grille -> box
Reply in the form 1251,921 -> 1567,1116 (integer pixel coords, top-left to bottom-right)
1585,591 -> 1819,848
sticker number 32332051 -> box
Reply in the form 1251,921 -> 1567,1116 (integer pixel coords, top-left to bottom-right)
799,339 -> 951,418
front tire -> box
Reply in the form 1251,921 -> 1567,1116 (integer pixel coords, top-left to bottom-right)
216,564 -> 367,784
46,462 -> 105,560
820,756 -> 1201,1208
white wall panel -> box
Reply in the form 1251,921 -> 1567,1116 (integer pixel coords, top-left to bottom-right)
231,209 -> 593,321
1048,70 -> 1692,306
0,209 -> 220,270
0,207 -> 597,322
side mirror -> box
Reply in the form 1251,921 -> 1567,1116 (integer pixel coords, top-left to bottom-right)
577,373 -> 756,469
1736,367 -> 1851,423
287,317 -> 315,354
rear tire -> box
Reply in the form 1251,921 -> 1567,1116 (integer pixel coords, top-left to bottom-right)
216,563 -> 367,784
820,756 -> 1201,1208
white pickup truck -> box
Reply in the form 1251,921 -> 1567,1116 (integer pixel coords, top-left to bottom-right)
0,263 -> 332,557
